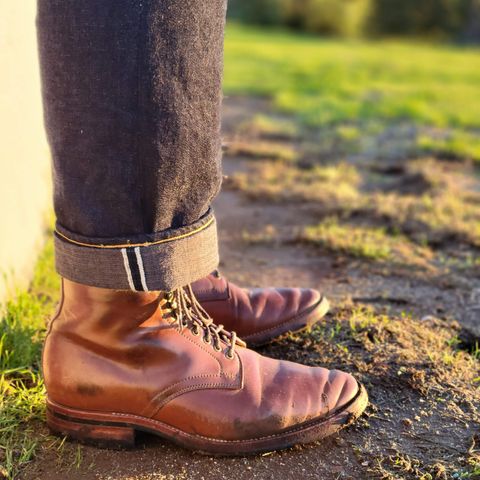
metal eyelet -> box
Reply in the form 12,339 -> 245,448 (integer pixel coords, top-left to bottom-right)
214,344 -> 222,352
225,350 -> 234,360
203,336 -> 211,345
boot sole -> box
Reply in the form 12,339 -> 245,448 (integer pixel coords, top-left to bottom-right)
244,295 -> 330,347
46,382 -> 368,455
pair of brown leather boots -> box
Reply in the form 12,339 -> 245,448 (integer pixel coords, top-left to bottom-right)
43,272 -> 367,455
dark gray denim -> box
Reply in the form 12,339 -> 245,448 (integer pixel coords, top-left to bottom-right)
37,0 -> 227,291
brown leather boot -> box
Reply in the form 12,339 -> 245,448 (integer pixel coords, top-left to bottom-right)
44,279 -> 367,455
192,271 -> 330,346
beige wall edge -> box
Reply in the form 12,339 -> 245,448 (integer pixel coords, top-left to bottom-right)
0,0 -> 52,303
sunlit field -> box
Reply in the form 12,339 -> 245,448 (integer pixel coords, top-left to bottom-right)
225,24 -> 480,161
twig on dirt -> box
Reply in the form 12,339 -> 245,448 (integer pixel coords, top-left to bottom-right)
368,414 -> 391,423
467,434 -> 478,454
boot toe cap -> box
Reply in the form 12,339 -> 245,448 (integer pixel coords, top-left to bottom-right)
323,369 -> 360,413
297,288 -> 322,313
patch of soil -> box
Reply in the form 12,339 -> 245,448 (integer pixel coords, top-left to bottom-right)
19,97 -> 480,480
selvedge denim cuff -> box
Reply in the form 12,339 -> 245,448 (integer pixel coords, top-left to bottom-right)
54,210 -> 219,292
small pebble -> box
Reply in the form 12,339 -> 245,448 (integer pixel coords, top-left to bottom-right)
402,418 -> 412,428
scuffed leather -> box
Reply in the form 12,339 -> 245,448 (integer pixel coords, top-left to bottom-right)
43,279 -> 358,442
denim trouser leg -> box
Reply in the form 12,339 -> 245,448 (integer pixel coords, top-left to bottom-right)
36,0 -> 226,291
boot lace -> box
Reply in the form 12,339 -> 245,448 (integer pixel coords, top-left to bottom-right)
159,285 -> 246,359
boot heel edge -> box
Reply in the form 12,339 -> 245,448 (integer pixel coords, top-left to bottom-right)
47,408 -> 136,449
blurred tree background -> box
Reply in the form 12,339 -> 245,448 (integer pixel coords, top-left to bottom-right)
228,0 -> 480,41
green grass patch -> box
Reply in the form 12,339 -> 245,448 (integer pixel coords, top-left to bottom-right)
299,216 -> 438,273
417,130 -> 480,163
225,24 -> 480,130
301,217 -> 394,259
0,237 -> 59,479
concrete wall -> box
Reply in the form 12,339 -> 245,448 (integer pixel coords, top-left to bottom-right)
0,1 -> 52,302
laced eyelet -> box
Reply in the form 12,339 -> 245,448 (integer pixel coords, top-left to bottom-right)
167,286 -> 239,360
191,326 -> 200,336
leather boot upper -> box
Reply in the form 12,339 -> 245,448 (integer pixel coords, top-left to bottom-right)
192,272 -> 324,344
43,279 -> 358,441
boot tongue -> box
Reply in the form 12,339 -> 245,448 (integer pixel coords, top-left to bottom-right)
190,271 -> 229,302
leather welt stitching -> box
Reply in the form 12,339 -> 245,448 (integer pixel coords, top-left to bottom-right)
48,384 -> 363,444
148,377 -> 243,418
143,374 -> 236,417
146,345 -> 243,417
149,372 -> 237,403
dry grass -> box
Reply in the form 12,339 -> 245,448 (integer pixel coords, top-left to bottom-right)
225,140 -> 299,163
228,145 -> 480,250
230,161 -> 361,208
224,97 -> 480,478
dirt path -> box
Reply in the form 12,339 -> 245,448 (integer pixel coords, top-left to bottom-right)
20,97 -> 479,480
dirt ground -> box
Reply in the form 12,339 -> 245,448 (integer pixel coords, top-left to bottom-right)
19,97 -> 480,480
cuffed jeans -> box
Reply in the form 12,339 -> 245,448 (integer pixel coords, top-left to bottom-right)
37,0 -> 227,291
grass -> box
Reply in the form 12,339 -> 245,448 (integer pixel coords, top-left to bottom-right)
371,188 -> 480,248
221,25 -> 480,476
0,237 -> 59,479
417,130 -> 480,163
224,24 -> 480,261
224,24 -> 480,174
237,114 -> 300,140
225,24 -> 480,132
230,124 -> 480,244
301,217 -> 395,259
230,161 -> 361,206
263,303 -> 480,479
225,140 -> 299,162
297,217 -> 441,278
